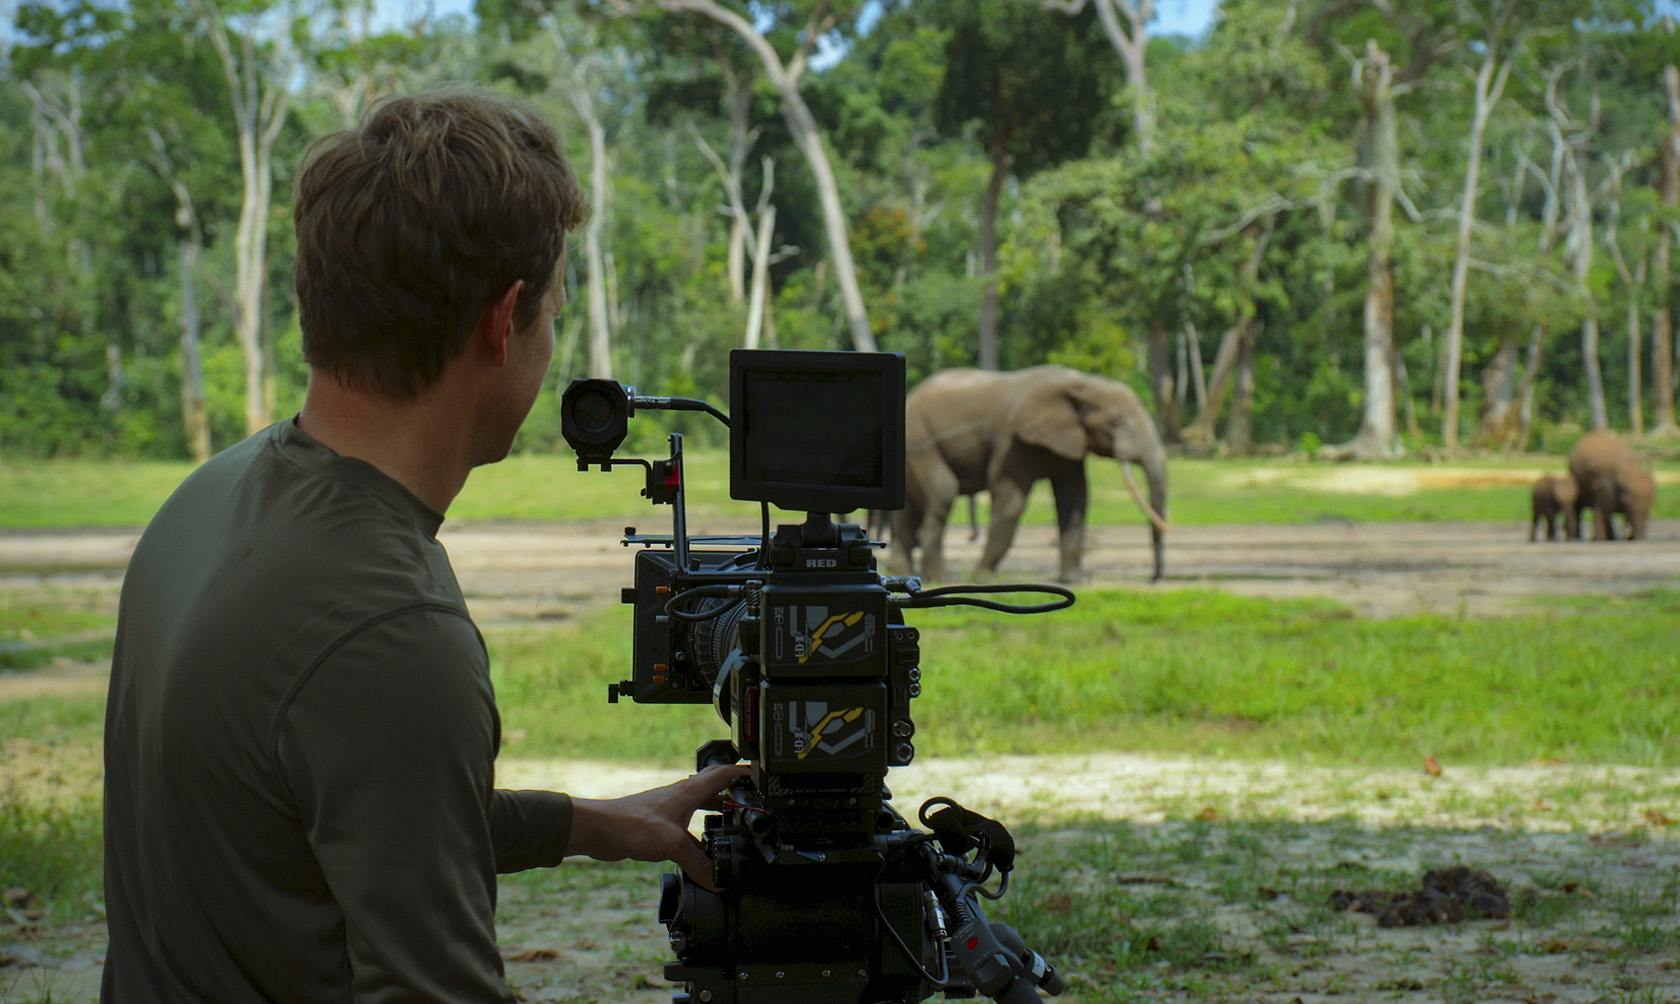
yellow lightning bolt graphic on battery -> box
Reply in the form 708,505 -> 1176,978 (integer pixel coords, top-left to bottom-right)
800,706 -> 865,759
798,610 -> 866,664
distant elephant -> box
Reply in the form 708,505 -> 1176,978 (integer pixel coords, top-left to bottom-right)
1568,431 -> 1655,541
887,366 -> 1170,583
1529,473 -> 1578,542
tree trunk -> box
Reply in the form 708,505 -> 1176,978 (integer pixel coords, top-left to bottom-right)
1342,40 -> 1399,458
657,0 -> 875,352
1392,340 -> 1419,440
576,89 -> 612,379
1183,325 -> 1240,449
978,142 -> 1010,371
1629,292 -> 1645,438
746,204 -> 775,350
1444,43 -> 1513,451
201,0 -> 290,435
177,234 -> 211,463
1071,0 -> 1154,155
1147,319 -> 1178,443
725,77 -> 752,304
1471,336 -> 1519,448
1183,222 -> 1268,449
1227,323 -> 1256,453
1573,165 -> 1608,430
1654,61 -> 1680,435
1515,323 -> 1546,452
1188,323 -> 1207,406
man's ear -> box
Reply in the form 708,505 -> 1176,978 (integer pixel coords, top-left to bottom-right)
479,280 -> 525,367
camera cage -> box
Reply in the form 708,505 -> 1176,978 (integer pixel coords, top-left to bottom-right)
558,350 -> 1074,1004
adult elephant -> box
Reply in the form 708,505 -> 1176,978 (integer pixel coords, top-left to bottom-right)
887,366 -> 1170,583
1568,431 -> 1655,541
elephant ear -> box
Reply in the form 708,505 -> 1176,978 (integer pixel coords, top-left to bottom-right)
1012,375 -> 1088,461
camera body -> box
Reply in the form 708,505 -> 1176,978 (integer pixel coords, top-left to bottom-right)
563,350 -> 1064,1004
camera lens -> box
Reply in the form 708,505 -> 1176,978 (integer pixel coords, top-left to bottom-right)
573,390 -> 616,434
561,378 -> 631,458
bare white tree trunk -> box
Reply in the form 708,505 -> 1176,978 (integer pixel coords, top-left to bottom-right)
1046,0 -> 1154,154
654,0 -> 876,351
577,89 -> 613,379
746,204 -> 776,351
1606,154 -> 1648,438
148,129 -> 212,463
1339,40 -> 1400,458
1442,20 -> 1515,450
199,0 -> 293,435
1546,65 -> 1608,431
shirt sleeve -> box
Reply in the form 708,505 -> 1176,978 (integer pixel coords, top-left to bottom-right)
490,788 -> 573,873
275,605 -> 552,1003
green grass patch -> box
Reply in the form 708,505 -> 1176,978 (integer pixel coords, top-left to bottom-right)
0,695 -> 107,747
0,792 -> 103,924
0,589 -> 118,670
7,453 -> 1680,529
490,587 -> 1680,768
0,459 -> 195,529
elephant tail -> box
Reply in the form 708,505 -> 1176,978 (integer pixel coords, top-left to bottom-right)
1121,461 -> 1172,533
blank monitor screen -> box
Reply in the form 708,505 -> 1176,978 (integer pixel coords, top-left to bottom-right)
730,350 -> 905,513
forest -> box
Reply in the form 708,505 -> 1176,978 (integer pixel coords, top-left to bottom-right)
5,0 -> 1680,463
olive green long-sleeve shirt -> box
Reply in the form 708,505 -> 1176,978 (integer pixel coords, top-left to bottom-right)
101,419 -> 572,1003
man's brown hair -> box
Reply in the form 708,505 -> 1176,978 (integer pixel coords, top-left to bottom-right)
294,88 -> 588,399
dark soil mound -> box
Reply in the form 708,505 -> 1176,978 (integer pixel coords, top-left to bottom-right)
1330,865 -> 1511,927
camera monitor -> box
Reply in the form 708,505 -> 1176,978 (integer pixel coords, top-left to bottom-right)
729,349 -> 906,514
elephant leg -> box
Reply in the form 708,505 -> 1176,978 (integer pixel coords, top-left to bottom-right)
885,504 -> 920,576
1587,481 -> 1616,541
1050,467 -> 1090,583
978,476 -> 1031,577
916,469 -> 960,583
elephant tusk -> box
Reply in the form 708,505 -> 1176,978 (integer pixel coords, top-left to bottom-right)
1121,461 -> 1172,533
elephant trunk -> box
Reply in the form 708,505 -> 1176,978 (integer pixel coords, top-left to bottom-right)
1125,447 -> 1168,582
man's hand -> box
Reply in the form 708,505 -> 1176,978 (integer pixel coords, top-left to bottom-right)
565,764 -> 751,892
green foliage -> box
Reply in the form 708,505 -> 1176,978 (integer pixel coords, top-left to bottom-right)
1,0 -> 1678,458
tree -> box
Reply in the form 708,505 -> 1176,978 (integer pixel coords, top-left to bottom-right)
1438,0 -> 1526,451
630,0 -> 879,352
933,0 -> 1109,369
195,0 -> 299,436
1653,19 -> 1680,435
1045,0 -> 1156,155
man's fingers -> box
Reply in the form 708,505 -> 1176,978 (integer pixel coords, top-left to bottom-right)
674,834 -> 721,893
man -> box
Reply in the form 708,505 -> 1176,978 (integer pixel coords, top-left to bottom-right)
101,88 -> 744,1002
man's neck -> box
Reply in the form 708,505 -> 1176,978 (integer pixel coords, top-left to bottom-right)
296,376 -> 475,515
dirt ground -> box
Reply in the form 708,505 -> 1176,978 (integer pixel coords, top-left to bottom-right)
3,495 -> 1680,1002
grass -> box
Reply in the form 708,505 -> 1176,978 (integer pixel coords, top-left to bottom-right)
0,795 -> 102,926
6,587 -> 1673,768
6,451 -> 1680,530
4,451 -> 1680,1001
0,588 -> 117,671
487,587 -> 1680,769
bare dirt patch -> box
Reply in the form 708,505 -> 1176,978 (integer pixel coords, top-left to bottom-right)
3,507 -> 1679,1003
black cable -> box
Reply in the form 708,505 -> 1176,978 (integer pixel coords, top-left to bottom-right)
631,394 -> 730,427
871,838 -> 952,987
900,583 -> 1075,614
664,584 -> 741,621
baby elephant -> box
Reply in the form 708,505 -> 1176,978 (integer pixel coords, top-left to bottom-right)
1530,473 -> 1578,542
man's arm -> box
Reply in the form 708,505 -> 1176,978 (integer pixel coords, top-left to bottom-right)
565,764 -> 750,891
